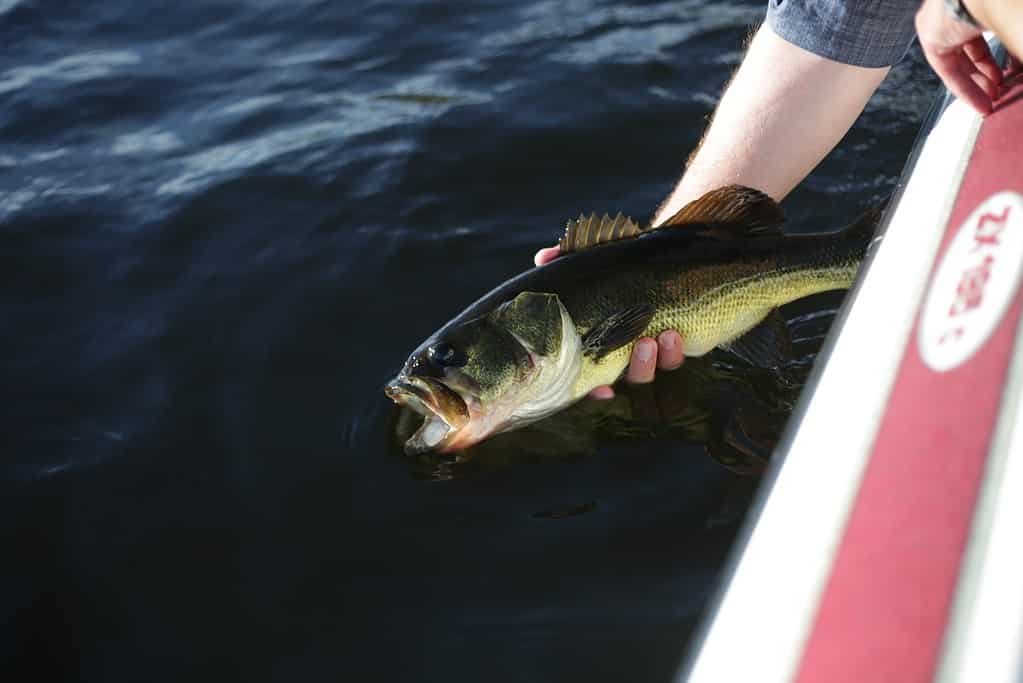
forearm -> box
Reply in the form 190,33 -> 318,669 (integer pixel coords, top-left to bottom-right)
968,0 -> 1023,58
652,25 -> 889,226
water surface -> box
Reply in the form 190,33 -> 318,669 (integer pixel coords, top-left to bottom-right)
2,1 -> 937,680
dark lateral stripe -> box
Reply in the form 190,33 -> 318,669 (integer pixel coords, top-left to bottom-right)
794,78 -> 1023,682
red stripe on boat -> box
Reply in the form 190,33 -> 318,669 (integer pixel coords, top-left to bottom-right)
795,77 -> 1023,683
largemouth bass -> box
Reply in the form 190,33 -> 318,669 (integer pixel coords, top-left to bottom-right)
385,185 -> 875,455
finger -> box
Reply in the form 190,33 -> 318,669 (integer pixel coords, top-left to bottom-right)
963,37 -> 1003,86
971,68 -> 999,100
588,385 -> 615,400
626,337 -> 657,384
534,245 -> 560,267
656,330 -> 684,370
948,50 -> 996,111
927,49 -> 993,114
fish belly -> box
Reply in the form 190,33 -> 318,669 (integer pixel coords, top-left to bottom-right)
565,258 -> 858,397
656,262 -> 858,356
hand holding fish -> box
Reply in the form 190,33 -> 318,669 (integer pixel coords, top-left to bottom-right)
534,244 -> 684,399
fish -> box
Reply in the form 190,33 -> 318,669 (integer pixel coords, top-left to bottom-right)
385,185 -> 877,455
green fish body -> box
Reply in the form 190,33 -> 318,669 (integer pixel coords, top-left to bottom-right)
386,185 -> 875,454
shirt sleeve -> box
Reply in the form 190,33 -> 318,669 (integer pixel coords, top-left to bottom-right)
765,0 -> 919,68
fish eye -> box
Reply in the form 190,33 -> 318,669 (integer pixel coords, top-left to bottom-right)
428,342 -> 466,368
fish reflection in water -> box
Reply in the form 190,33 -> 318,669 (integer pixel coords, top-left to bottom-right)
392,292 -> 843,482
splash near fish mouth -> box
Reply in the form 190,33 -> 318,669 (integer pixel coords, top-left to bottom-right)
385,376 -> 470,454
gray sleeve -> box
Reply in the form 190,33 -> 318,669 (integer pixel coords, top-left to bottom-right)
765,0 -> 919,68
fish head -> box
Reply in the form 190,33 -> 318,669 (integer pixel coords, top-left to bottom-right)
386,292 -> 580,454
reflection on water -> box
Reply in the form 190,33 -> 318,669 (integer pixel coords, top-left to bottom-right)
392,294 -> 840,482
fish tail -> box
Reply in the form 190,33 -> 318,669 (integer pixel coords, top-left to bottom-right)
843,202 -> 885,244
810,202 -> 885,272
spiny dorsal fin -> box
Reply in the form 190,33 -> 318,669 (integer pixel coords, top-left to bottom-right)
659,185 -> 785,235
559,212 -> 643,254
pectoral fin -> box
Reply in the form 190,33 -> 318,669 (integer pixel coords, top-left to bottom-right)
720,309 -> 792,369
581,304 -> 655,360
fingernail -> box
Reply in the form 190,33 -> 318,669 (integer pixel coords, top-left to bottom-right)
636,341 -> 654,363
659,332 -> 676,350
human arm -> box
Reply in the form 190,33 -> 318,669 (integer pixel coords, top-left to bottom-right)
537,23 -> 890,397
652,24 -> 891,225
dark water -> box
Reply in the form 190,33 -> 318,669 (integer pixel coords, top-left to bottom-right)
2,1 -> 937,681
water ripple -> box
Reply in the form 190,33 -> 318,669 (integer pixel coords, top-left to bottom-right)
158,84 -> 486,196
485,0 -> 759,61
215,94 -> 285,118
157,118 -> 345,196
0,177 -> 112,218
0,50 -> 142,95
269,38 -> 367,68
112,127 -> 185,156
552,25 -> 691,64
0,2 -> 938,679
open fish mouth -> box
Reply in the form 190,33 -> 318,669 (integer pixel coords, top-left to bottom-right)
385,376 -> 470,454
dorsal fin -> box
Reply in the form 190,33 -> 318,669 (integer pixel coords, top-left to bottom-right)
558,212 -> 643,254
659,185 -> 785,235
556,186 -> 783,255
